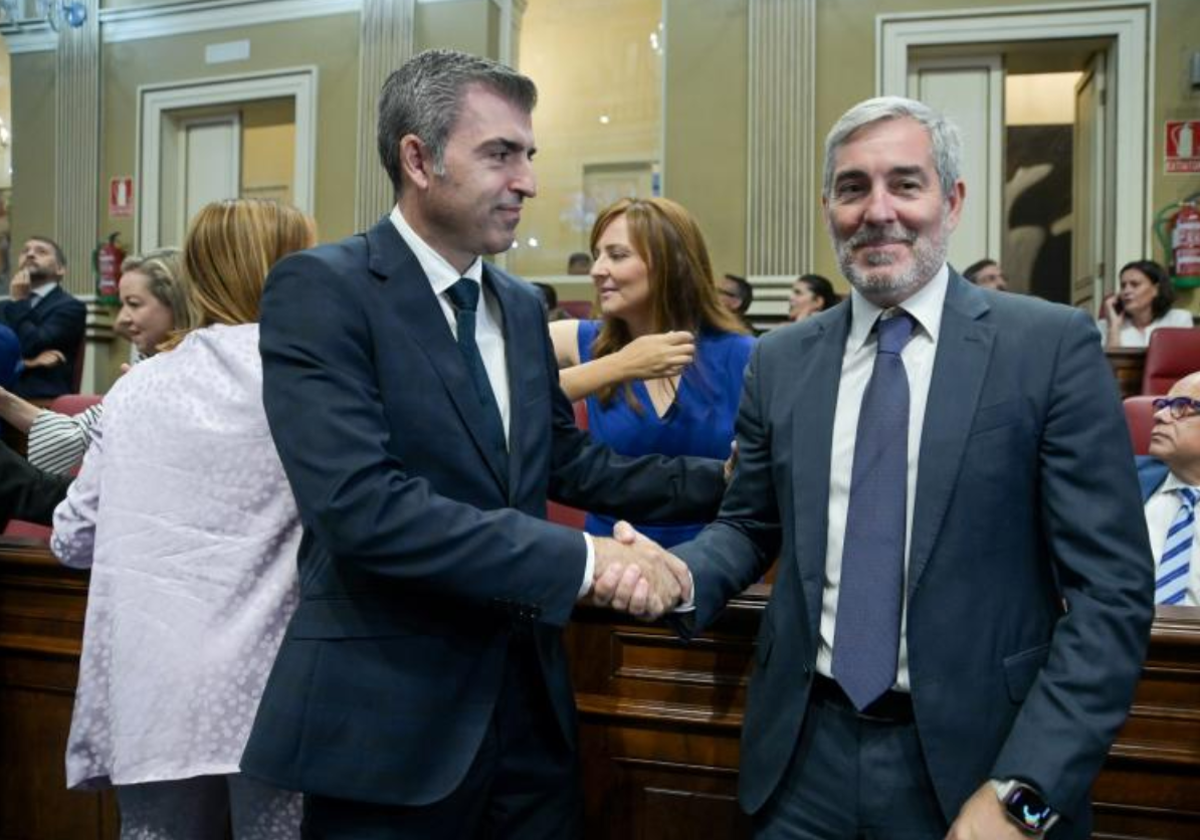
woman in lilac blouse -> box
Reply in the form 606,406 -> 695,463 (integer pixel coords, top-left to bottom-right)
52,199 -> 315,839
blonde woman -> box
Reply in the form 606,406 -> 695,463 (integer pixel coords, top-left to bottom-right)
0,249 -> 192,474
52,200 -> 315,839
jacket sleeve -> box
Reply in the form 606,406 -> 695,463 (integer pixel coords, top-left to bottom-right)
0,439 -> 72,529
990,308 -> 1155,813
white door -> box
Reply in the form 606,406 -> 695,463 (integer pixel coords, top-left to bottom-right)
907,56 -> 1003,271
1071,52 -> 1112,312
172,115 -> 241,244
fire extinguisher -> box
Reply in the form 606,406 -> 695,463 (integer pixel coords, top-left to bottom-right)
1154,192 -> 1200,289
93,232 -> 125,306
1174,202 -> 1200,281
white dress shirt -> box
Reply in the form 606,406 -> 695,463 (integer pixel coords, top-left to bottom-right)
1097,308 -> 1193,349
389,207 -> 595,596
29,280 -> 61,308
1143,471 -> 1200,606
816,264 -> 950,692
390,207 -> 511,442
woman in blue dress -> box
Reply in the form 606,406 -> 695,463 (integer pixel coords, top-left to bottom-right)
550,197 -> 753,548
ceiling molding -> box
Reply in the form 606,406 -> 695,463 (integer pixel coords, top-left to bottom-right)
2,0 -> 363,52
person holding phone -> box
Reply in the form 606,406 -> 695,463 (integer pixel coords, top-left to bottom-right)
1099,259 -> 1193,348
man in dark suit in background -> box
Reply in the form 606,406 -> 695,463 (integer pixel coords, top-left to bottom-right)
1,236 -> 86,398
242,49 -> 718,839
1137,370 -> 1200,606
661,97 -> 1153,838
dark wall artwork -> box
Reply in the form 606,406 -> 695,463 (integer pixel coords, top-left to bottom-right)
1004,124 -> 1074,303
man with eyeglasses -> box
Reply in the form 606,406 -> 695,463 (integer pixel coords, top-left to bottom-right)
1138,373 -> 1200,605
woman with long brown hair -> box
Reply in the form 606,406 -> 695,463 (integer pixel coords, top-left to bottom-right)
550,196 -> 753,547
52,199 -> 315,839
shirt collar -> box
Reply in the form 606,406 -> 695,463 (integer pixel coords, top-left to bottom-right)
31,280 -> 60,300
847,263 -> 949,352
1161,472 -> 1200,497
389,205 -> 483,295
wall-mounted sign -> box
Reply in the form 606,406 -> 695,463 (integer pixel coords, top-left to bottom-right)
109,177 -> 134,218
1166,120 -> 1200,174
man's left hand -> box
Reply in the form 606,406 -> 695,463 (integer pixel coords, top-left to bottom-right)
945,783 -> 1027,840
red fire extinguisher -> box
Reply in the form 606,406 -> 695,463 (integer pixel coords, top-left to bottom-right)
1174,201 -> 1200,281
93,232 -> 125,306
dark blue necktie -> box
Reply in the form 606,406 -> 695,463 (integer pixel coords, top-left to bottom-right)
832,310 -> 915,710
446,278 -> 508,477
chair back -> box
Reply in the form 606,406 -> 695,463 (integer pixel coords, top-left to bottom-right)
1142,327 -> 1200,395
1124,395 -> 1161,456
49,393 -> 102,416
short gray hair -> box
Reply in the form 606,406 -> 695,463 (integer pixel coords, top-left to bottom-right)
822,96 -> 962,200
377,49 -> 538,198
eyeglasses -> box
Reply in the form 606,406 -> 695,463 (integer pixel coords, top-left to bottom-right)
1152,397 -> 1200,420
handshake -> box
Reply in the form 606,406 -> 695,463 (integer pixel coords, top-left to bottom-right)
587,521 -> 692,621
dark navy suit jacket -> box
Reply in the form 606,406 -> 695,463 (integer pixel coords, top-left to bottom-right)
1137,456 -> 1169,502
241,218 -> 724,806
0,284 -> 86,398
674,273 -> 1154,837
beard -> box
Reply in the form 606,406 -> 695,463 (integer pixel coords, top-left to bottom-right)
833,210 -> 950,306
23,262 -> 59,284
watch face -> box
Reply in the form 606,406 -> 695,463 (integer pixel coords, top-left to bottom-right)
1006,785 -> 1053,831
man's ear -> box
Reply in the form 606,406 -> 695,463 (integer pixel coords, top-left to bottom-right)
399,134 -> 433,192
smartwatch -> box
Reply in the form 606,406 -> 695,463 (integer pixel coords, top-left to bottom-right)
992,779 -> 1059,836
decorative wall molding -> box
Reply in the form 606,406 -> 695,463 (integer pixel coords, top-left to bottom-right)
745,0 -> 817,276
137,68 -> 319,251
54,0 -> 101,300
354,0 -> 414,229
1,0 -> 362,52
101,0 -> 360,44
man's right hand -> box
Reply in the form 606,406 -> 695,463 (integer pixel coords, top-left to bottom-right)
591,522 -> 691,620
9,269 -> 32,301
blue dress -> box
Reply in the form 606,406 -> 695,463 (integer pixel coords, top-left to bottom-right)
577,320 -> 754,547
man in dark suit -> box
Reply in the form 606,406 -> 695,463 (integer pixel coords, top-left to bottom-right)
0,437 -> 70,526
1136,370 -> 1200,606
242,50 -> 719,839
1,236 -> 86,398
661,97 -> 1153,838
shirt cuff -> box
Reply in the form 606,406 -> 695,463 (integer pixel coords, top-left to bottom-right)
674,569 -> 696,613
577,532 -> 595,599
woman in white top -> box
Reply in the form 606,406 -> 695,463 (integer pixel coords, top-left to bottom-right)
0,248 -> 192,474
1100,259 -> 1193,348
52,199 -> 315,840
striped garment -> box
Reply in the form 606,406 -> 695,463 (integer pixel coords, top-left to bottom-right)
27,404 -> 104,475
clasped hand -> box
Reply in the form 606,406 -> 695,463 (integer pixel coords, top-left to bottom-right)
590,521 -> 692,621
588,520 -> 691,619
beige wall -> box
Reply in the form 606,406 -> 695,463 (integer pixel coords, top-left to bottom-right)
241,97 -> 296,204
663,0 -> 749,280
99,13 -> 360,249
10,49 -> 58,253
512,0 -> 663,277
415,0 -> 495,57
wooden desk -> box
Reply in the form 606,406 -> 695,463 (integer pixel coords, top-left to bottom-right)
1106,347 -> 1148,398
566,592 -> 1200,840
3,544 -> 1197,838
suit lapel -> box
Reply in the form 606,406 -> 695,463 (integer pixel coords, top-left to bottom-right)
365,219 -> 509,491
485,265 -> 540,504
792,304 -> 851,641
907,274 -> 995,596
